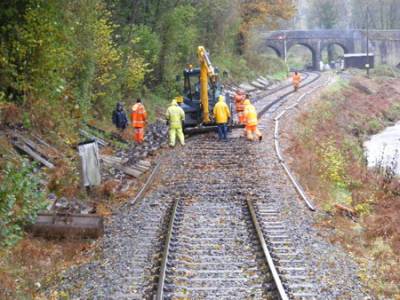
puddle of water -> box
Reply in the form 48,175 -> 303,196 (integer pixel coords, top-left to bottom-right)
364,122 -> 400,174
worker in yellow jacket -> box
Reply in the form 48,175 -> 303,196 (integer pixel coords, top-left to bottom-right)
213,95 -> 231,141
166,99 -> 185,147
244,99 -> 262,142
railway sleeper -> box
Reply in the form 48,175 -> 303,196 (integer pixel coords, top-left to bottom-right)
267,235 -> 291,240
170,268 -> 268,276
169,232 -> 257,240
165,276 -> 262,283
290,292 -> 318,299
167,248 -> 263,258
168,253 -> 261,262
287,283 -> 315,290
166,261 -> 266,270
163,285 -> 269,293
168,243 -> 260,252
278,267 -> 308,274
262,229 -> 288,235
276,259 -> 305,265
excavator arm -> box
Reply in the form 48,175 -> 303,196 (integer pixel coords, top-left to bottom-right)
197,46 -> 215,124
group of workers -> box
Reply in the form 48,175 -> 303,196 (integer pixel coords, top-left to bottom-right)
112,98 -> 186,147
112,98 -> 148,143
112,95 -> 262,145
112,71 -> 302,146
233,91 -> 262,141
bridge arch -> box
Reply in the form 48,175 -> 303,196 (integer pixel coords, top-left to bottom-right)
321,42 -> 349,54
264,45 -> 282,58
263,29 -> 400,70
287,42 -> 318,70
320,42 -> 348,66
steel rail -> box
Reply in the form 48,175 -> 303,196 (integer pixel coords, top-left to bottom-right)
258,72 -> 321,119
273,75 -> 333,212
155,197 -> 180,300
154,72 -> 324,299
252,73 -> 310,105
246,198 -> 289,300
130,158 -> 163,206
251,71 -> 322,211
155,196 -> 289,300
185,73 -> 312,135
242,71 -> 324,298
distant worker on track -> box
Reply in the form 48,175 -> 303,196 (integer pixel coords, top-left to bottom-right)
292,71 -> 301,92
213,95 -> 231,141
244,99 -> 262,142
131,98 -> 147,144
234,90 -> 246,125
112,102 -> 128,131
166,99 -> 185,147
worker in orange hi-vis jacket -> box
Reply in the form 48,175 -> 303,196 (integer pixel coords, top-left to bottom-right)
234,90 -> 246,124
244,99 -> 262,142
292,71 -> 301,91
131,98 -> 147,144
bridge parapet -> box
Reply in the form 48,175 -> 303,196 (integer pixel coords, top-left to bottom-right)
261,29 -> 400,69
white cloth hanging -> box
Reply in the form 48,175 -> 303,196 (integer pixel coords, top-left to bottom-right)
78,141 -> 101,187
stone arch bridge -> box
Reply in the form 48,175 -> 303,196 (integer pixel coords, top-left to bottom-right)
262,30 -> 400,70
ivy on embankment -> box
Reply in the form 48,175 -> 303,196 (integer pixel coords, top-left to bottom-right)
0,159 -> 47,248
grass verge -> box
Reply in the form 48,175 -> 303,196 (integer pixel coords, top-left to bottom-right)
286,75 -> 400,298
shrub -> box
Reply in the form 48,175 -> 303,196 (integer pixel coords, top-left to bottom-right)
0,160 -> 47,247
367,118 -> 383,134
372,65 -> 399,78
317,140 -> 347,189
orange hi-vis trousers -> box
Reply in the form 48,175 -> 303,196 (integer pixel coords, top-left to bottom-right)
133,127 -> 145,143
246,125 -> 262,141
238,111 -> 246,124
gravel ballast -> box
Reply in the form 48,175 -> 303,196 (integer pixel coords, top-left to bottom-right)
51,72 -> 368,299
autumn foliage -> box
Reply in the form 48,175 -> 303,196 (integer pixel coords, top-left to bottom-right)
286,76 -> 400,297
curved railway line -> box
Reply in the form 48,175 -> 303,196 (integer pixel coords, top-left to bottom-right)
148,71 -> 326,299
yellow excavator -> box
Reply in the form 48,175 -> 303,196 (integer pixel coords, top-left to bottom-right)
179,46 -> 233,133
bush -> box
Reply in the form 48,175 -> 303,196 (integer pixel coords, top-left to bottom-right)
372,65 -> 399,78
0,160 -> 47,247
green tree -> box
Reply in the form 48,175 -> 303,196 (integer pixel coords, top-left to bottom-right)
307,0 -> 341,29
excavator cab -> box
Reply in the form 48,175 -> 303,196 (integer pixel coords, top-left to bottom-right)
177,47 -> 234,134
180,67 -> 223,127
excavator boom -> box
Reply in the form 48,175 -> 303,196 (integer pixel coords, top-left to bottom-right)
179,46 -> 233,134
197,46 -> 215,124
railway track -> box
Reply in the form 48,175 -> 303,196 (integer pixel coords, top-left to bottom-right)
150,72 -> 324,299
255,72 -> 320,117
54,71 -> 356,299
155,139 -> 279,299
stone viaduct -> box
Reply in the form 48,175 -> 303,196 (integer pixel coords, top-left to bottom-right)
262,30 -> 400,70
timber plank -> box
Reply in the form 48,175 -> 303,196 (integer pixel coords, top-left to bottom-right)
12,140 -> 55,169
79,129 -> 108,147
